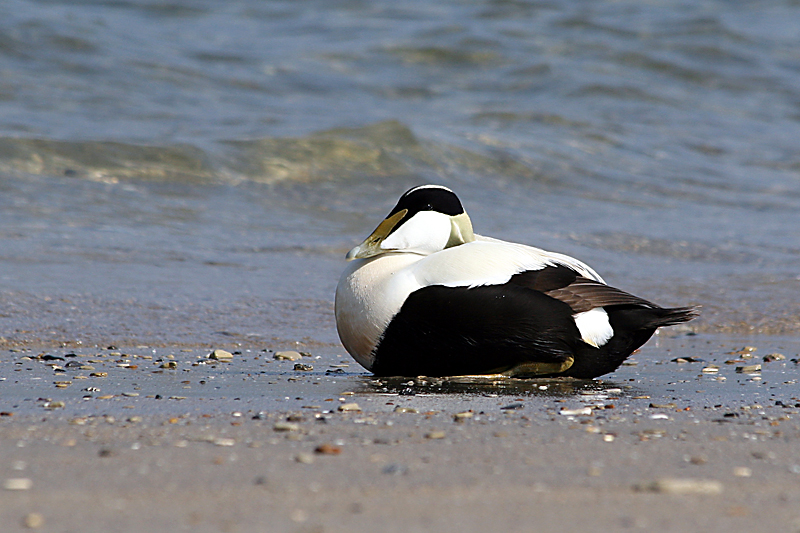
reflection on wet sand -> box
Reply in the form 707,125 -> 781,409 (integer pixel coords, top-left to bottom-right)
356,374 -> 637,398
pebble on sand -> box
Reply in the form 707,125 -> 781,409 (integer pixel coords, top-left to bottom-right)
314,443 -> 342,455
560,407 -> 592,416
338,403 -> 361,412
425,431 -> 446,440
736,364 -> 761,374
23,512 -> 44,529
4,478 -> 33,491
209,349 -> 234,361
274,351 -> 303,361
295,453 -> 315,464
637,478 -> 723,495
273,421 -> 300,432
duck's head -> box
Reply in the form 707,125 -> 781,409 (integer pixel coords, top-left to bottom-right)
346,185 -> 475,260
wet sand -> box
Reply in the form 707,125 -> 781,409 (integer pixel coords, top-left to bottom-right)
2,332 -> 800,532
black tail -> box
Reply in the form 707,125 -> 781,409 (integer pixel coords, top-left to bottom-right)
646,305 -> 701,328
562,304 -> 700,379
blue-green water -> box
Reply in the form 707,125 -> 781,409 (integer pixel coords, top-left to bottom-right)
1,0 -> 799,347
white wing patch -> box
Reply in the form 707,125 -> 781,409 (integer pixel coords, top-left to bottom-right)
573,308 -> 614,348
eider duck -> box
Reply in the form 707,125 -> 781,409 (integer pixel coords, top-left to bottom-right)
335,185 -> 699,379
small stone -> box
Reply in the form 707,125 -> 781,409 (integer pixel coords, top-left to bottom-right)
213,438 -> 236,447
314,443 -> 342,455
500,403 -> 524,410
295,453 -> 315,464
382,463 -> 409,475
727,346 -> 757,356
4,478 -> 33,491
764,353 -> 786,363
121,392 -> 139,397
425,431 -> 446,440
638,478 -> 722,495
701,366 -> 719,373
733,467 -> 752,477
393,406 -> 417,413
44,401 -> 65,410
338,403 -> 362,412
453,411 -> 474,421
209,349 -> 233,361
23,512 -> 44,529
736,364 -> 761,374
671,356 -> 704,363
560,407 -> 592,416
159,361 -> 177,369
293,363 -> 313,371
89,372 -> 108,377
273,421 -> 300,432
274,351 -> 302,361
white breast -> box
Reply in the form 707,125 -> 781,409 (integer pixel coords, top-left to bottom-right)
335,253 -> 424,370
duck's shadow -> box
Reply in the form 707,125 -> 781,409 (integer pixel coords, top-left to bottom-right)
353,375 -> 638,398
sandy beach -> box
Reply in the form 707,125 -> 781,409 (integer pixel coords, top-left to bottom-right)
2,332 -> 799,533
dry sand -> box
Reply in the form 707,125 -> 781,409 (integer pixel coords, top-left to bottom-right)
1,333 -> 800,532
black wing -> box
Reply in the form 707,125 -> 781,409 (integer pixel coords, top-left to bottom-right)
371,281 -> 581,377
509,264 -> 656,314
